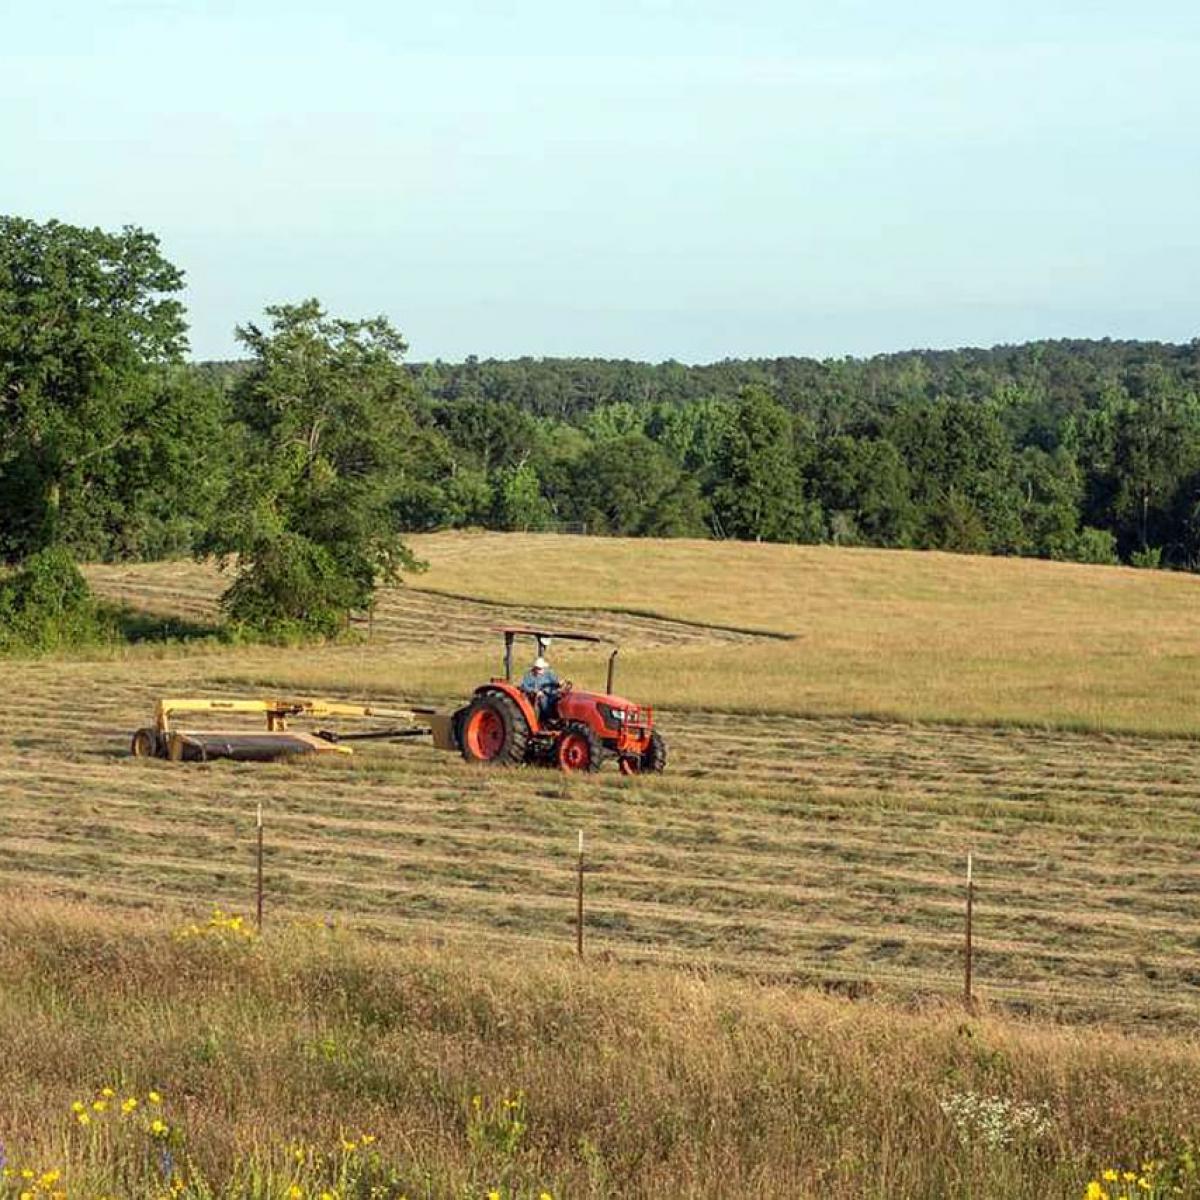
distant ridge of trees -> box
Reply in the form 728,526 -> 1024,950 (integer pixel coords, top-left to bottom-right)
406,339 -> 1200,567
164,337 -> 1200,569
4,215 -> 1199,637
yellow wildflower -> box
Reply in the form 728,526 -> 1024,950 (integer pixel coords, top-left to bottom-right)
70,1101 -> 85,1114
92,1099 -> 108,1113
20,1169 -> 33,1180
150,1118 -> 169,1138
540,1193 -> 554,1200
287,1188 -> 302,1200
19,1190 -> 33,1200
341,1138 -> 358,1153
488,1192 -> 501,1200
1086,1184 -> 1105,1200
359,1133 -> 376,1146
121,1097 -> 138,1114
100,1086 -> 115,1098
39,1170 -> 61,1187
148,1090 -> 163,1104
76,1112 -> 91,1126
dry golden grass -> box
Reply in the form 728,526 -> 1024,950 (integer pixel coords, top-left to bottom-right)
0,537 -> 1192,1033
398,532 -> 1200,733
5,536 -> 1200,1194
2,898 -> 1199,1199
85,531 -> 1200,732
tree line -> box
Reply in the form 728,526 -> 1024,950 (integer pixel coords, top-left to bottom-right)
2,216 -> 1199,638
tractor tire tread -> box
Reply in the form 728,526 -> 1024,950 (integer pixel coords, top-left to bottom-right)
559,720 -> 604,773
131,726 -> 162,759
460,691 -> 530,766
643,730 -> 667,773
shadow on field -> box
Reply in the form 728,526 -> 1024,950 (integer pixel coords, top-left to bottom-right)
103,604 -> 225,645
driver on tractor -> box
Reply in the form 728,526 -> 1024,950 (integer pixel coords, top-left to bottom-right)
520,655 -> 560,721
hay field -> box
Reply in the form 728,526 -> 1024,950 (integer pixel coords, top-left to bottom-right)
401,531 -> 1200,733
0,535 -> 1193,1031
84,531 -> 1200,732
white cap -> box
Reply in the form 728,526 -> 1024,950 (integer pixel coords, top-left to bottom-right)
533,656 -> 548,670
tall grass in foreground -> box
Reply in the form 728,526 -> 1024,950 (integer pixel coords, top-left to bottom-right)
1,900 -> 1199,1198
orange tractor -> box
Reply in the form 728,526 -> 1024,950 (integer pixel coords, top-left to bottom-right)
446,628 -> 666,775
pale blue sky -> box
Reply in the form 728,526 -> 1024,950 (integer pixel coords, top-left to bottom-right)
3,1 -> 1198,362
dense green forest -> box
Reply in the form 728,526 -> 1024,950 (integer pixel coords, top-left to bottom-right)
3,216 -> 1199,635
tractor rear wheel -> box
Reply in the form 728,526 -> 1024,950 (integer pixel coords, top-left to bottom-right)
556,722 -> 603,773
619,731 -> 667,776
460,692 -> 530,766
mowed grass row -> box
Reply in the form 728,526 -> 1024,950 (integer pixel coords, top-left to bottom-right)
86,533 -> 1200,733
403,532 -> 1200,733
84,558 -> 768,650
4,646 -> 1200,1029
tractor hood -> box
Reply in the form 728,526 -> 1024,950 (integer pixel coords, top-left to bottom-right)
557,689 -> 652,730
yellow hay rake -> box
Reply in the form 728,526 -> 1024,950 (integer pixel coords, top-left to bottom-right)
130,696 -> 451,763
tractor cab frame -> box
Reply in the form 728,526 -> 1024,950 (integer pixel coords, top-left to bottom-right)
498,627 -> 617,694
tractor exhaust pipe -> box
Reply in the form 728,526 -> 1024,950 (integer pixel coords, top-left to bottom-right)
606,647 -> 618,695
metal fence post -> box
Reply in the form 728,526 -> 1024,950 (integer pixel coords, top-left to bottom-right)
256,802 -> 264,932
964,852 -> 974,1010
576,830 -> 584,958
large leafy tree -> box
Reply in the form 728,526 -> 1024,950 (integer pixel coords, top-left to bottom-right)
813,434 -> 916,547
203,300 -> 423,635
709,387 -> 821,542
1110,369 -> 1200,555
567,433 -> 706,537
0,217 -> 188,558
886,397 -> 1024,553
431,395 -> 540,476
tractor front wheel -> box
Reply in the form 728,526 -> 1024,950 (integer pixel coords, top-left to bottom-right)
556,722 -> 603,773
619,731 -> 667,776
461,693 -> 530,766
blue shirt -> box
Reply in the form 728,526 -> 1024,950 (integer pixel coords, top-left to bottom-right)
520,668 -> 560,697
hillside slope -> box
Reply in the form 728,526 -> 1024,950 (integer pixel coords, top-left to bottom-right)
88,533 -> 1200,732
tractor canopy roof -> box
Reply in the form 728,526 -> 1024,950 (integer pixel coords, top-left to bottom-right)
496,626 -> 611,644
